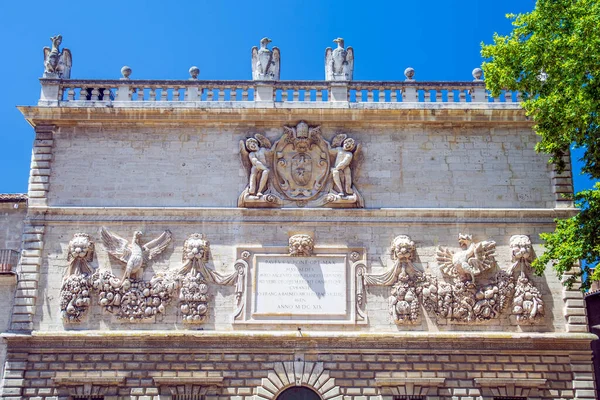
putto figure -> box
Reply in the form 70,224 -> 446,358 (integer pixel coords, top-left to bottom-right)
436,234 -> 497,283
325,38 -> 354,81
238,121 -> 363,208
101,227 -> 172,285
251,37 -> 280,80
329,134 -> 357,196
239,134 -> 273,197
43,35 -> 72,79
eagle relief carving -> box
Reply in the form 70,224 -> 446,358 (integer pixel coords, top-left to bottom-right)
239,121 -> 363,208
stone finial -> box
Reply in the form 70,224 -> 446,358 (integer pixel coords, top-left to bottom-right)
189,66 -> 200,80
472,67 -> 483,81
120,66 -> 132,80
251,38 -> 280,80
43,34 -> 72,79
325,38 -> 354,81
404,67 -> 415,81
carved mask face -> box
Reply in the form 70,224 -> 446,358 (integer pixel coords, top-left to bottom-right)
289,235 -> 314,257
69,234 -> 93,259
391,235 -> 415,261
510,235 -> 533,262
184,235 -> 210,262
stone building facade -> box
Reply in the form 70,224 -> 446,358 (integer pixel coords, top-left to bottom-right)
0,37 -> 596,400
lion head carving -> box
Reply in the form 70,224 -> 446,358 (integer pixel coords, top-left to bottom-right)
183,233 -> 210,263
510,235 -> 533,263
67,233 -> 94,262
390,235 -> 415,261
289,234 -> 314,257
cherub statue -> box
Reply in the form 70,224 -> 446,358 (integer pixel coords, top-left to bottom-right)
100,227 -> 172,285
65,233 -> 95,277
329,134 -> 358,196
43,35 -> 72,78
436,234 -> 497,283
239,134 -> 273,197
251,37 -> 280,80
325,38 -> 354,81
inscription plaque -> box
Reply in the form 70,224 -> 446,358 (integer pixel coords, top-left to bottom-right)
253,255 -> 347,316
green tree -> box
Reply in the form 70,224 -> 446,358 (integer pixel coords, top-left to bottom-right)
481,0 -> 600,289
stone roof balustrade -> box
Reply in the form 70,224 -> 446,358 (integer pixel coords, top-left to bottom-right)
38,78 -> 522,108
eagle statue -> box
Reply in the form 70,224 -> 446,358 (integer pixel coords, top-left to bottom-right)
251,37 -> 280,80
325,38 -> 354,81
43,35 -> 72,79
101,227 -> 172,285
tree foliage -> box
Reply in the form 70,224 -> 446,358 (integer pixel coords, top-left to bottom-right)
481,0 -> 600,289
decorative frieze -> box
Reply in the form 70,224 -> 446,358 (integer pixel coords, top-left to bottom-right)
60,231 -> 244,324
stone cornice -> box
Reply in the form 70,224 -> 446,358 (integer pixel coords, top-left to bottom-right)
24,206 -> 578,224
2,331 -> 596,351
18,104 -> 530,128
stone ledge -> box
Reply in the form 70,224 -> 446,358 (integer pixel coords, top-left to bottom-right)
53,376 -> 126,386
25,206 -> 578,224
0,272 -> 17,285
473,378 -> 547,388
375,378 -> 446,387
153,377 -> 224,386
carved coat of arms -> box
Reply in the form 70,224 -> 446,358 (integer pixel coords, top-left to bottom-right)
239,121 -> 363,208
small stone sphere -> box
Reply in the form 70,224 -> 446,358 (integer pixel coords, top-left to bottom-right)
189,66 -> 200,79
121,66 -> 132,79
472,67 -> 483,80
404,67 -> 415,80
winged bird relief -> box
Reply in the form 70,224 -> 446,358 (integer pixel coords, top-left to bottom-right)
251,37 -> 280,80
436,234 -> 497,283
325,38 -> 354,81
43,35 -> 72,79
101,227 -> 172,286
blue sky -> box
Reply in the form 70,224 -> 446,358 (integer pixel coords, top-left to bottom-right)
0,0 -> 593,194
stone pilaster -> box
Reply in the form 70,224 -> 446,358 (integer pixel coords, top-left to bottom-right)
9,224 -> 45,332
569,351 -> 597,400
27,125 -> 55,208
552,151 -> 575,208
562,265 -> 589,333
0,351 -> 27,399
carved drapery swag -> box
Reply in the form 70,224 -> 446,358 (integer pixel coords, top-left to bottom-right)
358,234 -> 545,325
60,231 -> 245,324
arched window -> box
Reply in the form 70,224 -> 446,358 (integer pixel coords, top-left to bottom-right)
276,386 -> 321,400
